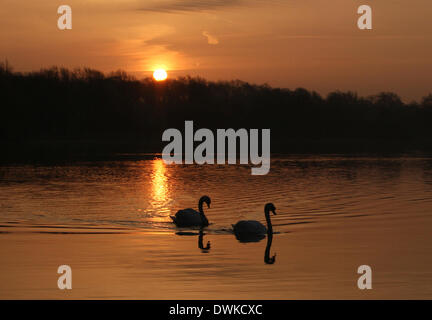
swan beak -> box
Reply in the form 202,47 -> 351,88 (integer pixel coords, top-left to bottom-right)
273,210 -> 277,215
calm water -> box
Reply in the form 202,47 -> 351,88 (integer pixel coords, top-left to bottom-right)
1,155 -> 432,299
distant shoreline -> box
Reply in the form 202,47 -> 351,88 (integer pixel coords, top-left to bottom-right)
2,137 -> 432,164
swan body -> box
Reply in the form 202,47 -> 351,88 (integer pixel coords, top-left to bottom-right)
172,208 -> 204,226
232,220 -> 267,234
233,203 -> 276,241
171,196 -> 211,227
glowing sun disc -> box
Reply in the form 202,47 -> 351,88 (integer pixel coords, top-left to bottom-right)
153,69 -> 168,81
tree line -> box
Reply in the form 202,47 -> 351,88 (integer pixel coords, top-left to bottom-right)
1,63 -> 432,152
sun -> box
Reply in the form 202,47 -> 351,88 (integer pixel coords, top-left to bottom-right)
153,69 -> 168,81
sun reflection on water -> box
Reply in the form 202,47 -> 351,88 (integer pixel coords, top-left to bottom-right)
148,158 -> 171,221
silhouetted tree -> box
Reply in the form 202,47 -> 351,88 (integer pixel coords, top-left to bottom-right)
1,64 -> 432,156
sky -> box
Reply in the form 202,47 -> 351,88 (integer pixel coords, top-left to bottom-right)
0,0 -> 431,101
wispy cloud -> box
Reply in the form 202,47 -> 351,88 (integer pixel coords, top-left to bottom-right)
202,31 -> 219,44
137,0 -> 255,13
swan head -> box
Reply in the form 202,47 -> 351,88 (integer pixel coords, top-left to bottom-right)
200,195 -> 211,209
265,203 -> 276,215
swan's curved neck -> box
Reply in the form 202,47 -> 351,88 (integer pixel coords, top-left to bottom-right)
265,210 -> 273,233
198,200 -> 209,226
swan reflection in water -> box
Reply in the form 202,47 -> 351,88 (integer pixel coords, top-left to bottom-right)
232,203 -> 277,264
231,229 -> 277,264
175,227 -> 211,253
198,228 -> 211,252
264,231 -> 276,264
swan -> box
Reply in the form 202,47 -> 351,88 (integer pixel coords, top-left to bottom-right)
232,203 -> 276,241
170,195 -> 211,227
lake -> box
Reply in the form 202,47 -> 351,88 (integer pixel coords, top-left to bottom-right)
1,155 -> 432,299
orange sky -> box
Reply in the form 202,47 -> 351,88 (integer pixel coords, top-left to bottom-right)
0,0 -> 431,101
